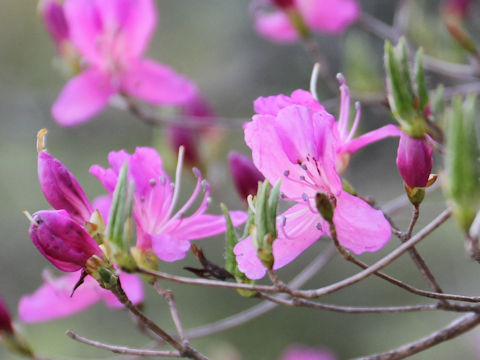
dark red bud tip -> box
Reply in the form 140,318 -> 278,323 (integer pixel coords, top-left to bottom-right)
39,0 -> 70,47
229,152 -> 265,203
396,133 -> 433,188
271,0 -> 296,9
29,210 -> 103,272
0,294 -> 13,334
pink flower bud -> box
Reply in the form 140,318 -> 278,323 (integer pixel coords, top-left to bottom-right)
228,152 -> 265,202
29,210 -> 103,272
38,151 -> 93,224
0,294 -> 13,334
39,0 -> 69,49
443,0 -> 473,19
396,133 -> 433,188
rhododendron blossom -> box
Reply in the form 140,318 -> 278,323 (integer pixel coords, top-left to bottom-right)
51,0 -> 197,126
254,0 -> 360,43
90,147 -> 247,262
18,271 -> 143,323
234,83 -> 395,279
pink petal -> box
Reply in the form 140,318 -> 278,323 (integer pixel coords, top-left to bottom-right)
340,124 -> 401,154
234,205 -> 324,280
18,273 -> 101,323
121,59 -> 197,106
333,191 -> 391,254
254,11 -> 299,43
64,0 -> 104,65
89,150 -> 130,194
253,90 -> 325,116
171,211 -> 248,241
102,272 -> 144,308
245,114 -> 311,198
151,233 -> 192,262
298,0 -> 360,34
52,68 -> 116,127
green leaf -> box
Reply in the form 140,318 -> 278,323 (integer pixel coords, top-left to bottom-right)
267,180 -> 281,239
221,203 -> 238,275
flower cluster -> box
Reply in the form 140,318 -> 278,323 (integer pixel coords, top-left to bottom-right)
234,80 -> 397,279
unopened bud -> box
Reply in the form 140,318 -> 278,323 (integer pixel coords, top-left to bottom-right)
0,295 -> 13,335
396,132 -> 433,188
37,130 -> 93,224
228,152 -> 265,204
28,210 -> 103,272
38,0 -> 69,49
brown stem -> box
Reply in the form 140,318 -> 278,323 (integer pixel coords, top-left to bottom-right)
354,313 -> 480,360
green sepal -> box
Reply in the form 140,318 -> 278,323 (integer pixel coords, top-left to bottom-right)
414,48 -> 428,112
445,95 -> 480,232
267,180 -> 281,239
315,193 -> 334,223
108,163 -> 129,249
342,178 -> 357,196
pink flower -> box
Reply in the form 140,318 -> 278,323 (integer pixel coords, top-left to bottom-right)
90,147 -> 248,262
28,210 -> 103,272
0,294 -> 13,334
234,83 -> 394,280
280,345 -> 336,360
18,271 -> 143,323
254,0 -> 360,44
52,0 -> 197,126
229,151 -> 265,203
396,133 -> 433,188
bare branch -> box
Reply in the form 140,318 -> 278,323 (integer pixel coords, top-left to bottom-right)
354,313 -> 480,360
66,330 -> 181,357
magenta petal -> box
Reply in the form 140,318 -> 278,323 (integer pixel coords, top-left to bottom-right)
172,211 -> 248,241
254,11 -> 299,43
121,59 -> 197,106
341,124 -> 401,154
253,90 -> 325,116
151,233 -> 191,262
396,133 -> 433,188
228,151 -> 265,202
92,195 -> 111,222
102,273 -> 144,308
298,0 -> 360,34
18,273 -> 101,323
52,68 -> 116,127
38,151 -> 93,224
89,165 -> 118,195
333,191 -> 391,254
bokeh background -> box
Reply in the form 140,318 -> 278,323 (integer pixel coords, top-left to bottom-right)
1,0 -> 480,359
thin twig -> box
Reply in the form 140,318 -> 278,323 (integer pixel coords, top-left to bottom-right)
66,330 -> 181,357
185,244 -> 337,339
353,313 -> 480,360
152,281 -> 188,344
112,280 -> 208,360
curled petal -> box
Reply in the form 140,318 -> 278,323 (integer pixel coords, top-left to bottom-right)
52,69 -> 115,127
340,124 -> 401,154
333,191 -> 391,254
121,59 -> 197,106
254,11 -> 298,43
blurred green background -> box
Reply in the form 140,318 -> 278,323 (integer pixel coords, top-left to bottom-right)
1,0 -> 480,359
